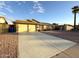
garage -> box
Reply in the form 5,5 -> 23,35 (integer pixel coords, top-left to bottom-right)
29,24 -> 36,32
17,24 -> 28,33
14,20 -> 37,33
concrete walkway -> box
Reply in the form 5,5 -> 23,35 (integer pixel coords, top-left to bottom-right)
18,32 -> 76,58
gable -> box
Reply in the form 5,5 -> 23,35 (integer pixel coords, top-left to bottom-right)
0,17 -> 6,23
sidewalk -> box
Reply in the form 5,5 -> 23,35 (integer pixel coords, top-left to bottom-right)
53,44 -> 79,58
18,32 -> 76,58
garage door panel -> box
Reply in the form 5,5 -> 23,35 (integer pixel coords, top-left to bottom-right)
29,25 -> 36,32
18,24 -> 27,33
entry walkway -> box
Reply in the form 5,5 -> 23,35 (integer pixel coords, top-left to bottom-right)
18,32 -> 76,58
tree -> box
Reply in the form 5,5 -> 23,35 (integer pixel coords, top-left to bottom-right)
52,23 -> 58,25
72,6 -> 79,31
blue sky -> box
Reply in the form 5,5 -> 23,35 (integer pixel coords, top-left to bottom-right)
0,1 -> 79,25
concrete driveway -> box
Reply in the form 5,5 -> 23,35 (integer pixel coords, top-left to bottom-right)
18,32 -> 76,58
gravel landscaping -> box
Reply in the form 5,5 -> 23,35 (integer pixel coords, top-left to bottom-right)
0,33 -> 18,58
41,31 -> 79,43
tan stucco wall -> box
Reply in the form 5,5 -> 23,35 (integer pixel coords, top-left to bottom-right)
17,24 -> 28,33
29,24 -> 36,32
39,25 -> 43,31
0,24 -> 9,33
3,24 -> 9,33
0,24 -> 3,33
66,26 -> 73,31
36,25 -> 40,31
43,25 -> 47,30
37,25 -> 52,31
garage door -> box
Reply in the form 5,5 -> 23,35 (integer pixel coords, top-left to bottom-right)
29,25 -> 36,32
17,24 -> 28,33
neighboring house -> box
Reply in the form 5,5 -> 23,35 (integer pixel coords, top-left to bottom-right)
0,16 -> 9,33
64,24 -> 73,31
59,24 -> 73,31
0,17 -> 8,33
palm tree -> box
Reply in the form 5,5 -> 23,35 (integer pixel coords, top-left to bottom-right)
72,6 -> 79,31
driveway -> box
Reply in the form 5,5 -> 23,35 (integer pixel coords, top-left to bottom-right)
18,32 -> 76,58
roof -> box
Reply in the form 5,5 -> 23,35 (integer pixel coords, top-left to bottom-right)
7,20 -> 13,25
31,19 -> 40,23
39,22 -> 52,25
14,20 -> 38,24
14,19 -> 52,25
64,24 -> 73,27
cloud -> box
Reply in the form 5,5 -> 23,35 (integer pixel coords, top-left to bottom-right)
31,1 -> 45,14
0,1 -> 6,8
16,1 -> 22,5
0,1 -> 13,13
0,11 -> 7,16
5,7 -> 13,13
16,1 -> 26,5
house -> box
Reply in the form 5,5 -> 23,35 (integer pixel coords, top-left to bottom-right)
59,24 -> 73,31
0,16 -> 9,33
14,19 -> 53,33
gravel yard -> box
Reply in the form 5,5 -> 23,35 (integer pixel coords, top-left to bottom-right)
41,31 -> 79,43
0,33 -> 18,58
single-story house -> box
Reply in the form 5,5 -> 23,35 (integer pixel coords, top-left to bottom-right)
0,16 -> 9,33
14,19 -> 53,33
59,24 -> 74,31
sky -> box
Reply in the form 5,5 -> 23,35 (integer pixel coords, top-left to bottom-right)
0,1 -> 79,25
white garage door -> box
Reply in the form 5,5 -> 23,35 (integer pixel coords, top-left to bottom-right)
18,24 -> 28,33
29,25 -> 36,32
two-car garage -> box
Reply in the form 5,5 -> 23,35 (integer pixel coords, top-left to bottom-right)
17,24 -> 36,33
16,20 -> 36,33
